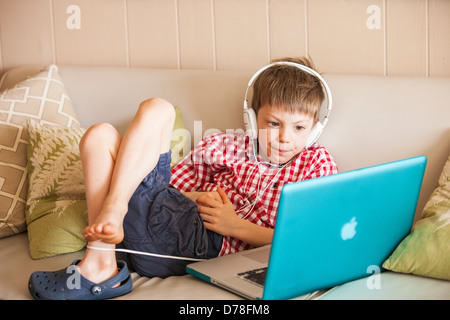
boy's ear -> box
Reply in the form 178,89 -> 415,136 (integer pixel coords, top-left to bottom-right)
305,121 -> 324,148
243,108 -> 258,139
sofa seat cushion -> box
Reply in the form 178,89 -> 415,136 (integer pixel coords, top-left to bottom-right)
0,232 -> 241,300
320,270 -> 450,300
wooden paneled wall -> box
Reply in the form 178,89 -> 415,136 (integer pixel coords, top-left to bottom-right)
0,0 -> 449,77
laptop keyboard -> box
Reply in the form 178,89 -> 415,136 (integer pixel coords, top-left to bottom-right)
236,267 -> 267,287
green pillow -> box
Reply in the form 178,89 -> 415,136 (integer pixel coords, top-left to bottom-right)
170,106 -> 190,168
26,120 -> 88,259
383,155 -> 450,280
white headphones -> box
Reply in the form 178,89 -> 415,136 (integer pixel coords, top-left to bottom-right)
243,61 -> 332,150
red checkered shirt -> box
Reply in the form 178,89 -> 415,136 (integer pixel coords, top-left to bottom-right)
170,133 -> 338,256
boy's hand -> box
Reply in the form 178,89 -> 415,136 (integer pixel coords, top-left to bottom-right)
182,191 -> 221,204
196,187 -> 241,237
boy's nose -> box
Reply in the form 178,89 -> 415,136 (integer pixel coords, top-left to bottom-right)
278,128 -> 290,143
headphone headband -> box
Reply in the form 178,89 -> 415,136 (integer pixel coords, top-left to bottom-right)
244,61 -> 332,126
243,61 -> 332,152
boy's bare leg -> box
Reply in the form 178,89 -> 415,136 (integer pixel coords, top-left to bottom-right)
77,98 -> 175,284
83,97 -> 175,243
76,122 -> 122,284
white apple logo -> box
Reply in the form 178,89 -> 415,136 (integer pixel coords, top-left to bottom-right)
341,217 -> 357,240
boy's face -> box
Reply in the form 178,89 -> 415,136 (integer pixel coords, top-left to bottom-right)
256,104 -> 315,164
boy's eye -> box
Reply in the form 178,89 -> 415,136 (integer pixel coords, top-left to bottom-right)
268,121 -> 280,127
295,125 -> 305,131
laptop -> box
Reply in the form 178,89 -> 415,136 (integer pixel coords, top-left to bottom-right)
186,156 -> 427,300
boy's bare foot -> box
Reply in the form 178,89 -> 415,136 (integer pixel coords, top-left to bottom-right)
83,222 -> 124,244
83,205 -> 126,244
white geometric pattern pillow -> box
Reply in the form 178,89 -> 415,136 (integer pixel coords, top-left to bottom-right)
0,65 -> 80,238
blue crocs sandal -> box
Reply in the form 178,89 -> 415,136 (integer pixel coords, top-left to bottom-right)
28,260 -> 132,300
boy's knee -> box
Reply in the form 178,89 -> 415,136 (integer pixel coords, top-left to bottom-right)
80,122 -> 119,152
138,98 -> 176,125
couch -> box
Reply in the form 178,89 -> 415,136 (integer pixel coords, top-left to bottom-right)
0,65 -> 449,300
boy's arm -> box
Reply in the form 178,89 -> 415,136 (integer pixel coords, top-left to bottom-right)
231,218 -> 274,248
196,188 -> 273,247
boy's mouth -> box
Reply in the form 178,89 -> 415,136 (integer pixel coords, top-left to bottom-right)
272,148 -> 291,155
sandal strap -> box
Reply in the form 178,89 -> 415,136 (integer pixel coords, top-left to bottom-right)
29,260 -> 132,300
81,260 -> 131,297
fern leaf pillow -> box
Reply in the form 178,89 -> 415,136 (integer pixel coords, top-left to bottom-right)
26,120 -> 87,259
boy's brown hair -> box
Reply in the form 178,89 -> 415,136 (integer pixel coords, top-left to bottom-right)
251,56 -> 324,121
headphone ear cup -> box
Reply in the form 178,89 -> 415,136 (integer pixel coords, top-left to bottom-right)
243,108 -> 258,139
305,122 -> 324,149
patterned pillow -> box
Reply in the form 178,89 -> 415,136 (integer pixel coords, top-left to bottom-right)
0,65 -> 80,238
26,120 -> 87,259
383,155 -> 450,280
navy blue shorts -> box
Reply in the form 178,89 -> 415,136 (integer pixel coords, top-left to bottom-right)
117,151 -> 223,278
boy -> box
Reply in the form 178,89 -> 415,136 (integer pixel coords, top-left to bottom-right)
28,57 -> 338,300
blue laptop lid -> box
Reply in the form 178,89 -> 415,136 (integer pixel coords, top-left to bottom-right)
263,156 -> 427,300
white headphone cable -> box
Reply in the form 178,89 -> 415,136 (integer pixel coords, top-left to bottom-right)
242,160 -> 261,194
86,245 -> 207,262
238,157 -> 293,220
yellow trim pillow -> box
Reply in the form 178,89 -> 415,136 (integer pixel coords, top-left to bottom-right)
170,106 -> 190,168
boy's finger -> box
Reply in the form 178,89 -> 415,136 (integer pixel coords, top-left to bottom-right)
196,195 -> 218,208
216,187 -> 231,204
197,205 -> 214,215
